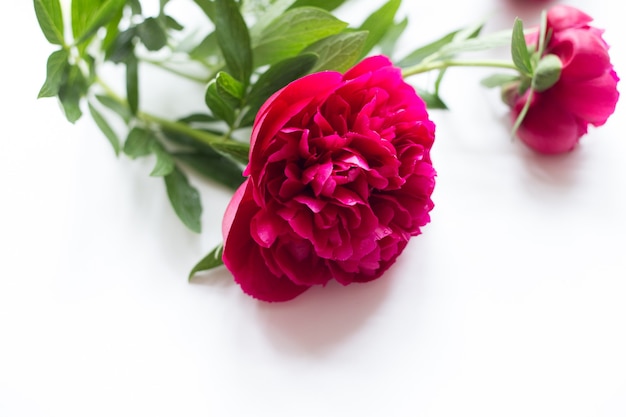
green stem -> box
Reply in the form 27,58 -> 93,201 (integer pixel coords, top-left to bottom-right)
141,58 -> 209,84
141,113 -> 226,147
95,77 -> 228,148
402,59 -> 519,78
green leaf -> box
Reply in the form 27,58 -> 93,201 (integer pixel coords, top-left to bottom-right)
417,89 -> 448,110
511,18 -> 532,76
88,102 -> 121,155
163,15 -> 184,31
189,32 -> 220,60
302,31 -> 367,72
161,129 -> 226,155
397,30 -> 459,67
480,73 -> 520,89
188,243 -> 224,280
150,142 -> 175,177
249,0 -> 297,40
175,152 -> 244,190
34,0 -> 65,45
532,54 -> 561,92
290,0 -> 347,11
379,16 -> 408,58
129,0 -> 142,14
357,0 -> 401,57
205,80 -> 236,126
215,0 -> 253,84
435,29 -> 511,58
210,140 -> 250,164
137,17 -> 168,51
193,0 -> 215,22
95,94 -> 132,123
241,53 -> 317,127
38,49 -> 70,98
124,127 -> 154,158
74,0 -> 126,45
101,4 -> 123,52
58,65 -> 87,123
177,113 -> 218,124
126,55 -> 139,115
253,7 -> 347,67
71,0 -> 106,45
164,167 -> 202,233
105,28 -> 137,63
216,71 -> 244,109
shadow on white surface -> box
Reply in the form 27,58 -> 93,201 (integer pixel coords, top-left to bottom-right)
254,274 -> 394,353
517,144 -> 587,186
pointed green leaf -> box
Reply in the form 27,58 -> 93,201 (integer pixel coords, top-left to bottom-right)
241,53 -> 317,127
480,73 -> 520,89
302,31 -> 367,72
137,17 -> 168,51
189,32 -> 219,60
253,7 -> 347,67
357,0 -> 401,57
532,54 -> 561,92
511,18 -> 532,76
75,0 -> 125,45
205,80 -> 236,126
101,5 -> 123,53
58,65 -> 87,123
188,243 -> 224,280
193,0 -> 215,22
164,167 -> 202,233
210,140 -> 250,164
417,89 -> 448,110
129,0 -> 142,14
216,71 -> 244,100
177,113 -> 218,124
175,152 -> 244,190
436,29 -> 511,58
379,16 -> 408,58
216,71 -> 244,110
215,0 -> 252,84
95,94 -> 132,123
397,30 -> 459,67
88,102 -> 121,155
290,0 -> 347,11
126,55 -> 139,115
150,142 -> 175,177
71,0 -> 101,42
163,15 -> 184,31
105,27 -> 137,63
34,0 -> 65,45
38,49 -> 70,98
249,0 -> 297,40
124,127 -> 154,158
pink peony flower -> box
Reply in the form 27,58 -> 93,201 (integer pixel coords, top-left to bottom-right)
222,56 -> 436,302
511,5 -> 619,154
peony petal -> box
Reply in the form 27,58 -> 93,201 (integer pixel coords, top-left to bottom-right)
247,71 -> 343,177
554,72 -> 620,125
551,30 -> 612,81
547,5 -> 593,31
222,181 -> 309,302
514,93 -> 586,154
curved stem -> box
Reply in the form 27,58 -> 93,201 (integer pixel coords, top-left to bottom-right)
402,59 -> 520,78
141,58 -> 210,84
141,113 -> 227,147
94,77 -> 230,148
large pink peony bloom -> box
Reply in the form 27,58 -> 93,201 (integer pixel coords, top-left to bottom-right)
222,56 -> 436,302
511,5 -> 619,154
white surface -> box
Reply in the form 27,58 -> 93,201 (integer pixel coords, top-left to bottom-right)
2,0 -> 625,416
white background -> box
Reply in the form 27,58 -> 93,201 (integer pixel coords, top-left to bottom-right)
2,0 -> 625,416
